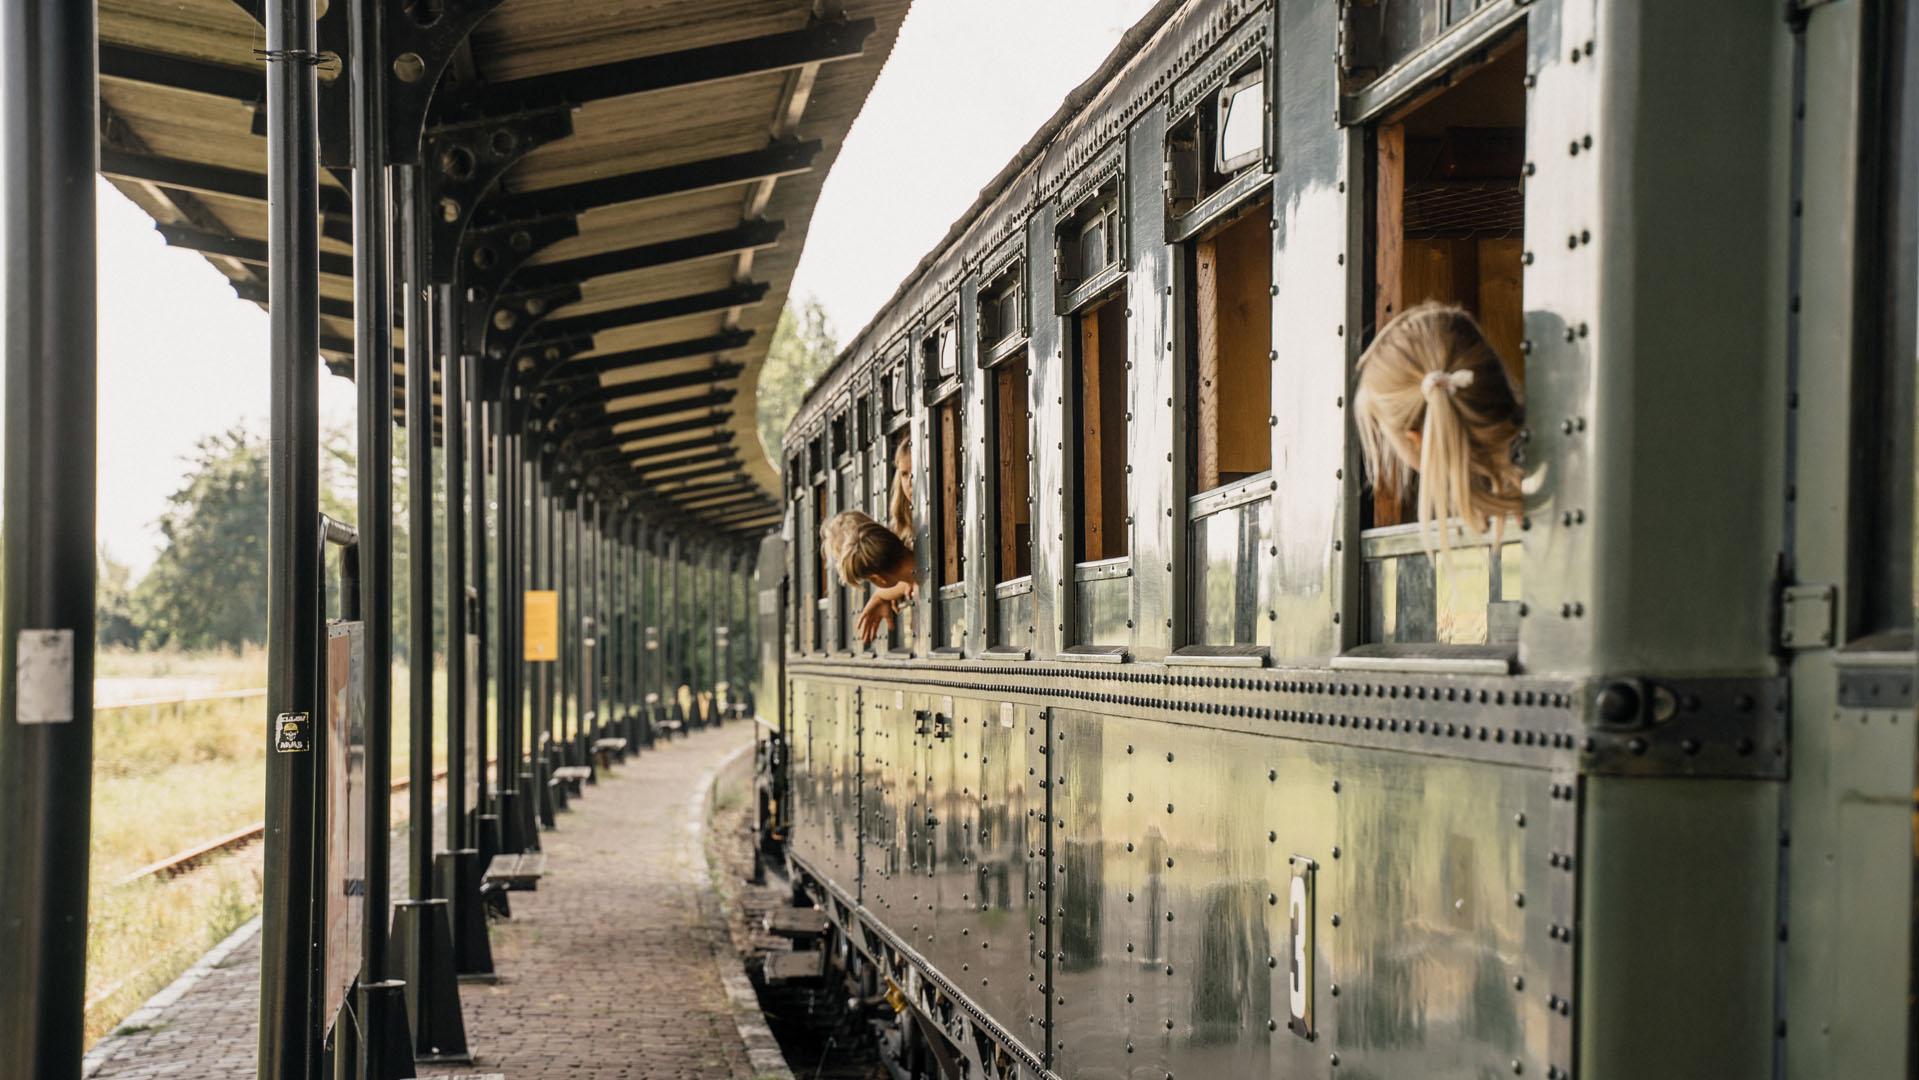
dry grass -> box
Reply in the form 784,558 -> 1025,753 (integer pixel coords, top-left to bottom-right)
86,648 -> 470,1048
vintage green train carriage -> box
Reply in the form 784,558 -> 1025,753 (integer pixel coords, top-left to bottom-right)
755,0 -> 1918,1076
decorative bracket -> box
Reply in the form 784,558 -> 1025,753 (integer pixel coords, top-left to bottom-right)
312,0 -> 515,166
478,282 -> 581,362
425,107 -> 574,281
457,214 -> 580,356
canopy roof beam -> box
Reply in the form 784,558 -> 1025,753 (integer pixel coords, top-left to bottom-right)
480,140 -> 820,223
466,18 -> 875,115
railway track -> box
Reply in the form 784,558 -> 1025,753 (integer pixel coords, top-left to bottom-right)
116,762 -> 478,887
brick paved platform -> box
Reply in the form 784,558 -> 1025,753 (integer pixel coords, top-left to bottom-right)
86,723 -> 770,1080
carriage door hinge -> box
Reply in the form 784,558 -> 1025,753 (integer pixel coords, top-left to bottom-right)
1778,583 -> 1835,650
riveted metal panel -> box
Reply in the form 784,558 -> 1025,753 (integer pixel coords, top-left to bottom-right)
1270,0 -> 1347,663
1784,1 -> 1919,1075
1578,777 -> 1779,1080
1031,205 -> 1068,659
960,269 -> 992,654
861,688 -> 912,922
789,678 -> 862,901
1130,103 -> 1179,658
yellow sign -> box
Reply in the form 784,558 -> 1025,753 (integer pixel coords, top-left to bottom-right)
523,590 -> 559,661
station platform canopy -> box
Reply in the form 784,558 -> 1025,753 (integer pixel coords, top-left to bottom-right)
95,0 -> 906,535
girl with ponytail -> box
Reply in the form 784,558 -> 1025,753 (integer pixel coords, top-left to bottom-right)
1353,302 -> 1525,548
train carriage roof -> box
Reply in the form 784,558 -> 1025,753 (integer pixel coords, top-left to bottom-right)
97,0 -> 909,536
786,0 -> 1191,440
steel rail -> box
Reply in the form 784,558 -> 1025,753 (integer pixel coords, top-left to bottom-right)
115,760 -> 499,888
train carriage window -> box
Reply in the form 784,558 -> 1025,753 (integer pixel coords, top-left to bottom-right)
1359,29 -> 1527,649
981,275 -> 1024,355
995,358 -> 1032,583
1216,70 -> 1266,173
1167,62 -> 1270,220
1058,177 -> 1125,304
1075,293 -> 1129,562
1188,196 -> 1274,493
923,316 -> 959,382
933,390 -> 966,588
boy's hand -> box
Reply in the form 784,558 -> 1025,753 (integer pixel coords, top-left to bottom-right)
857,594 -> 897,644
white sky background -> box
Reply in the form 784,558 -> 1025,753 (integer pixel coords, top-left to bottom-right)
70,0 -> 1156,576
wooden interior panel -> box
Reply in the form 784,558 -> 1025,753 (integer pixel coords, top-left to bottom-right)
1078,297 -> 1129,561
1195,201 -> 1273,492
1374,123 -> 1406,331
996,358 -> 1032,582
938,396 -> 963,586
1476,236 -> 1525,390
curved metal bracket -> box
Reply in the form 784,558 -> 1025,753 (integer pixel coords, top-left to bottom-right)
315,0 -> 514,166
426,108 -> 574,281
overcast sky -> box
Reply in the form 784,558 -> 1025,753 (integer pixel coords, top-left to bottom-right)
72,0 -> 1156,575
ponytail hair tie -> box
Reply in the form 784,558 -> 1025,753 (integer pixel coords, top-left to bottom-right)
1421,368 -> 1475,396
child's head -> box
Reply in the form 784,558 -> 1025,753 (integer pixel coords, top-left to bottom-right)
821,510 -> 915,588
1353,302 -> 1524,539
889,437 -> 914,544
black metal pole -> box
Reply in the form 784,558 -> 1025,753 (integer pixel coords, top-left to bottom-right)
0,0 -> 97,1074
710,545 -> 722,715
559,486 -> 573,763
348,0 -> 412,1072
493,393 -> 516,834
469,359 -> 489,825
442,289 -> 467,850
254,0 -> 320,1075
394,164 -> 468,1062
400,163 -> 434,911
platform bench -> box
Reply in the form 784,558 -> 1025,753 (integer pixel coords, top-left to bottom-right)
482,852 -> 546,893
553,764 -> 592,796
591,736 -> 628,767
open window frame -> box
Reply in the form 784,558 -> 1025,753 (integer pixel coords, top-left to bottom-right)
976,244 -> 1035,658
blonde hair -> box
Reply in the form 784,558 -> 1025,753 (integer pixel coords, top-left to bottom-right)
889,437 -> 914,546
821,510 -> 914,586
1354,302 -> 1524,545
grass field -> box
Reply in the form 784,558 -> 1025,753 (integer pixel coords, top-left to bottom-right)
85,646 -> 472,1048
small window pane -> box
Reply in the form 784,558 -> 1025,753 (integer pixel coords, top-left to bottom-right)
937,320 -> 958,377
1080,215 -> 1110,280
1216,75 -> 1265,173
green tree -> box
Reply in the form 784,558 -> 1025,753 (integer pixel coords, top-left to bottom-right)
133,427 -> 269,650
755,297 -> 840,468
96,546 -> 141,648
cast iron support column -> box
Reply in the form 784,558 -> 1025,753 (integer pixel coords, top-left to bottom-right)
392,165 -> 468,1064
253,2 -> 320,1076
535,455 -> 562,821
0,0 -> 97,1075
625,517 -> 641,748
440,290 -> 493,977
710,545 -> 723,722
491,394 -> 523,853
347,0 -> 414,1070
469,360 -> 497,861
634,521 -> 654,746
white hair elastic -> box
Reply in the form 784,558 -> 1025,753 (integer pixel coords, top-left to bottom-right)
1421,369 -> 1476,396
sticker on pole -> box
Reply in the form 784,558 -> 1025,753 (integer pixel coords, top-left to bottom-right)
16,628 -> 74,724
524,589 -> 559,661
275,711 -> 312,753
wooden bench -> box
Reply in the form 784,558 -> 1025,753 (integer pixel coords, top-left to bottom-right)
552,764 -> 592,796
481,852 -> 546,893
591,736 -> 628,767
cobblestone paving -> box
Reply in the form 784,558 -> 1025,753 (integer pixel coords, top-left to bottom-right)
87,723 -> 764,1080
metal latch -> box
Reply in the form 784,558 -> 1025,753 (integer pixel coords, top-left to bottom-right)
1780,584 -> 1836,650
